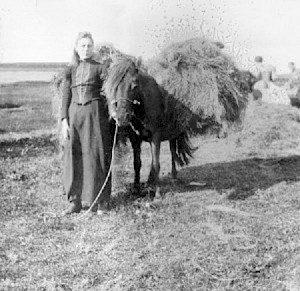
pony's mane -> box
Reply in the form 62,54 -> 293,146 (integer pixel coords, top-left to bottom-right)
103,57 -> 136,103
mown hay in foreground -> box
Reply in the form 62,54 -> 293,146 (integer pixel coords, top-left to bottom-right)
147,37 -> 251,135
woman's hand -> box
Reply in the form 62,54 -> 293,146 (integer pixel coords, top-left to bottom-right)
61,118 -> 70,141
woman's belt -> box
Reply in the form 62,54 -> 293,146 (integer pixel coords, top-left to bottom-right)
72,97 -> 100,106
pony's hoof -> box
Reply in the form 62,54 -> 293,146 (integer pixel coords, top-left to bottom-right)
153,187 -> 164,201
170,178 -> 185,185
153,193 -> 164,202
143,185 -> 155,200
131,184 -> 141,197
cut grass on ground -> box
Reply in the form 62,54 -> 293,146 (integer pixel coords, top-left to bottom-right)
1,128 -> 300,290
1,82 -> 300,290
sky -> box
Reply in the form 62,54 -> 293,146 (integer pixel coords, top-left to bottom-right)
1,0 -> 300,72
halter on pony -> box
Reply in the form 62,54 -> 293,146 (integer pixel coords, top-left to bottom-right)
103,57 -> 145,135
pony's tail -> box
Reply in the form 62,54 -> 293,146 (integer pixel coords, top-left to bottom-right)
173,132 -> 196,166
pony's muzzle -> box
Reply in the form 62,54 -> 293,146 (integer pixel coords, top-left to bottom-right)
117,112 -> 131,127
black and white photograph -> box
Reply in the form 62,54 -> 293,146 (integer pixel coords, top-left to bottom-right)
1,0 -> 300,290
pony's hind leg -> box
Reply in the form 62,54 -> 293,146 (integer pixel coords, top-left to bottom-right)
147,159 -> 157,185
169,139 -> 177,180
148,134 -> 161,199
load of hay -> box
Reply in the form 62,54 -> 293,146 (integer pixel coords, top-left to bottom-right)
51,71 -> 65,149
147,37 -> 251,136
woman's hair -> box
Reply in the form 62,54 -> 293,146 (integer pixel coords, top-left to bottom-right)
71,31 -> 94,67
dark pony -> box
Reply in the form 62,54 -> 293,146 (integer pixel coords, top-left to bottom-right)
103,57 -> 194,199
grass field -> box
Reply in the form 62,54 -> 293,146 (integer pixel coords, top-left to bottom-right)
1,82 -> 300,290
0,82 -> 56,134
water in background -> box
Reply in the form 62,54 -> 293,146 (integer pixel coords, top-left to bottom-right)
0,63 -> 65,84
0,70 -> 60,84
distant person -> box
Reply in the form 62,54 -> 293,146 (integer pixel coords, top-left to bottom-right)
252,56 -> 277,100
287,62 -> 300,86
285,62 -> 300,104
61,31 -> 113,215
253,56 -> 277,88
288,62 -> 300,77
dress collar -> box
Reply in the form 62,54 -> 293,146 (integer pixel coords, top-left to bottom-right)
79,53 -> 101,64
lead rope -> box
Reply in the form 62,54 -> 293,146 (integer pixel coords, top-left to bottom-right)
78,122 -> 118,218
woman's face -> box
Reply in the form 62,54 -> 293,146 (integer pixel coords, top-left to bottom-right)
76,37 -> 94,60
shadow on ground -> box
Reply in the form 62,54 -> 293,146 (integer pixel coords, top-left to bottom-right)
161,155 -> 300,200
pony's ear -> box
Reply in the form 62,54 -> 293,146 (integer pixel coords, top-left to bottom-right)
136,56 -> 142,69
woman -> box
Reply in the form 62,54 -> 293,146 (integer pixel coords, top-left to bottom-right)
61,31 -> 113,215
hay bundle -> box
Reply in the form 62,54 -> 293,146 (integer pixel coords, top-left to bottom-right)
51,70 -> 65,148
147,37 -> 250,135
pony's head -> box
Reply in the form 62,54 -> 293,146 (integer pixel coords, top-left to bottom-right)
104,57 -> 142,127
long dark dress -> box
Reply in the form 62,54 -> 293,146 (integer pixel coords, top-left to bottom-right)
61,57 -> 112,208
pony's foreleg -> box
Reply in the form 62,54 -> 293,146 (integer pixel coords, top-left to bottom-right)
169,139 -> 177,180
148,134 -> 161,199
130,136 -> 142,195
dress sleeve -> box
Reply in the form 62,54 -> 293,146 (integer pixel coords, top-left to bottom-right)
61,66 -> 72,120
